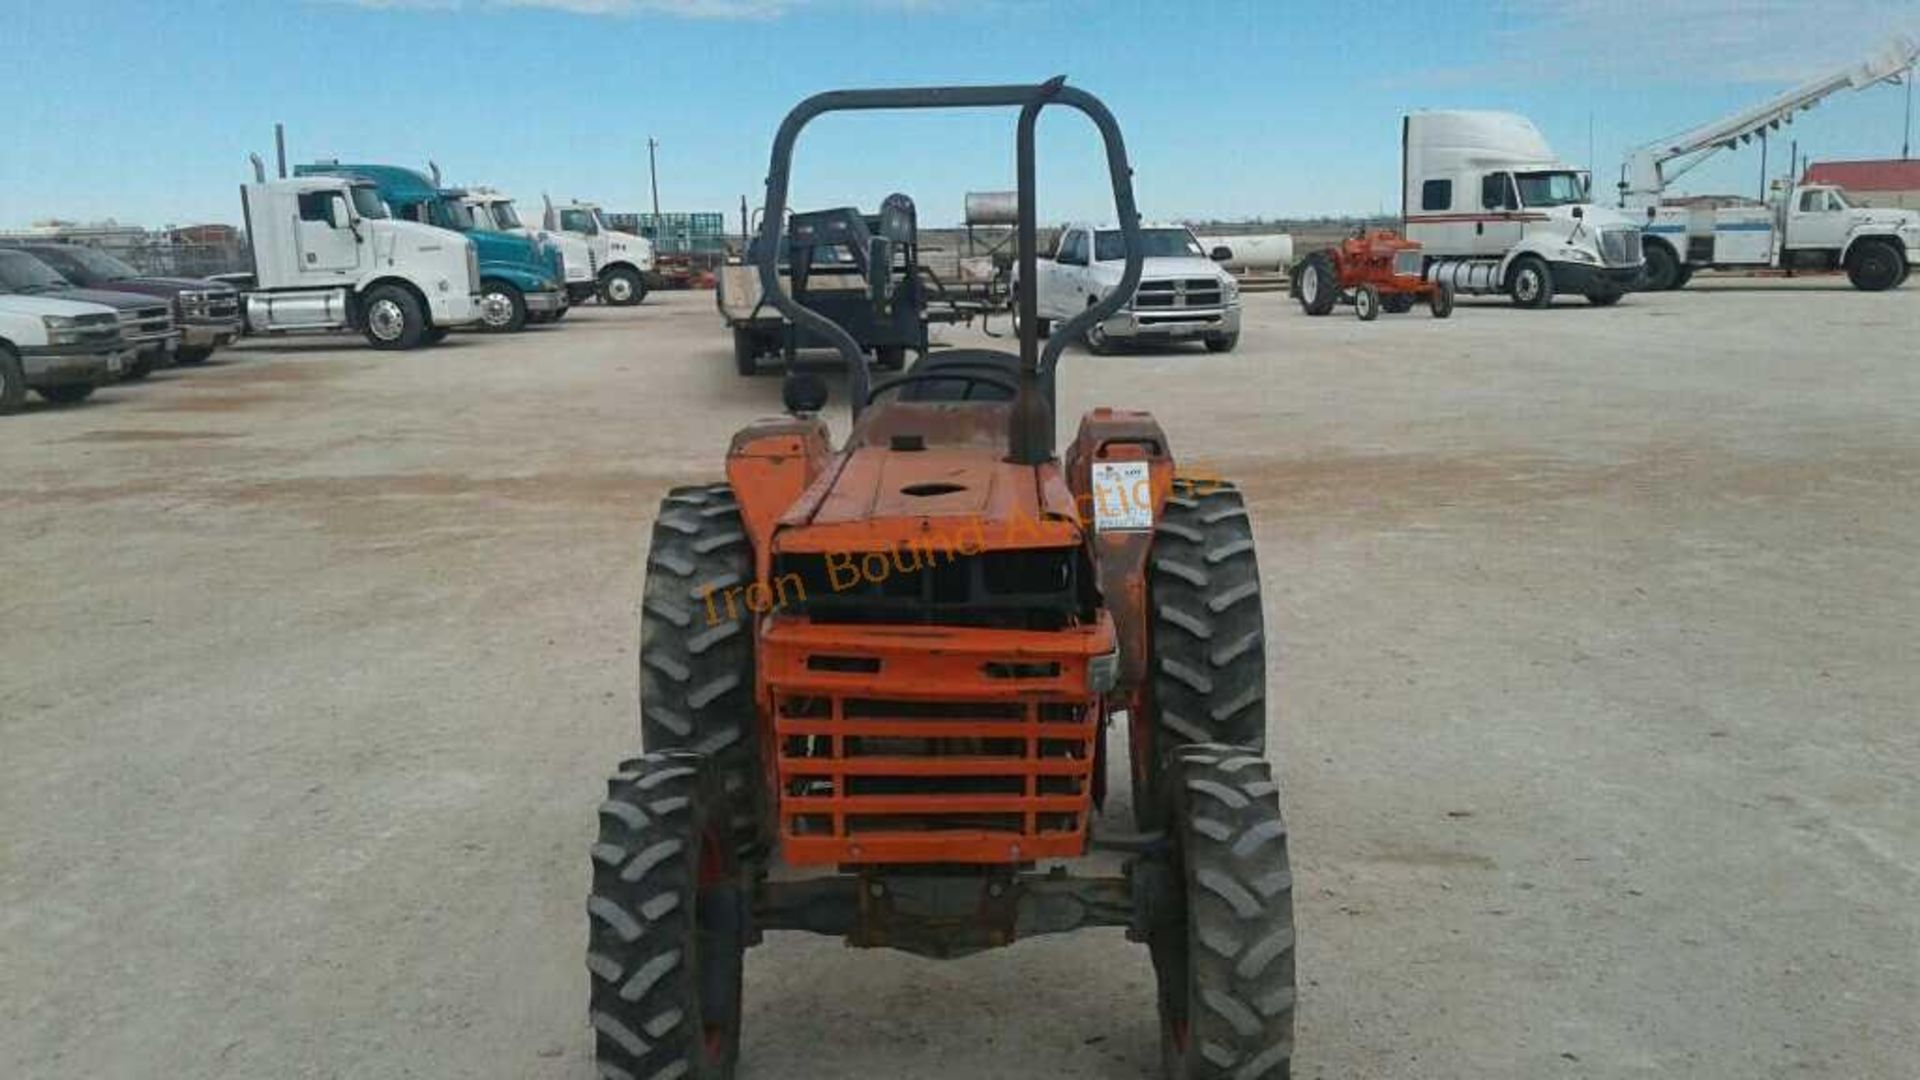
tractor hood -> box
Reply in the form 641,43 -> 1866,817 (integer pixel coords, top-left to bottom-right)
772,445 -> 1083,555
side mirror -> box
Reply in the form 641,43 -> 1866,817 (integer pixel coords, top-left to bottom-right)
1210,245 -> 1233,262
1571,206 -> 1584,220
867,235 -> 893,305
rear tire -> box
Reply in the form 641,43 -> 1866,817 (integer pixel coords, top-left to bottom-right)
361,284 -> 426,350
1296,255 -> 1337,316
1150,745 -> 1297,1080
1642,242 -> 1680,291
1353,284 -> 1380,321
36,384 -> 96,405
1135,477 -> 1267,830
477,279 -> 528,333
0,345 -> 27,415
640,484 -> 763,855
1508,255 -> 1554,309
1846,240 -> 1903,292
603,267 -> 648,306
588,752 -> 746,1080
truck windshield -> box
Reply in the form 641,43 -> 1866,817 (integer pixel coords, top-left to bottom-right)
36,246 -> 140,284
435,198 -> 478,231
1514,171 -> 1588,207
349,185 -> 389,220
560,209 -> 598,235
491,202 -> 524,229
0,250 -> 75,293
1094,228 -> 1204,261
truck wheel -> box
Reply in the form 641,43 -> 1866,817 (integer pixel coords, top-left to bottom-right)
37,384 -> 96,405
1135,477 -> 1267,830
1353,284 -> 1381,321
1585,289 -> 1624,307
640,484 -> 763,855
1672,266 -> 1694,290
1846,240 -> 1903,292
1428,283 -> 1455,318
603,267 -> 647,306
1508,255 -> 1554,309
361,285 -> 426,350
732,328 -> 759,376
122,355 -> 153,381
1642,242 -> 1680,291
588,752 -> 746,1080
1203,332 -> 1238,353
1149,745 -> 1296,1080
174,347 -> 214,365
1297,255 -> 1337,316
0,345 -> 27,415
477,280 -> 528,333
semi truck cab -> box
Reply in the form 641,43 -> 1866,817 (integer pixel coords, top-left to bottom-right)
240,174 -> 482,349
296,164 -> 566,332
1404,111 -> 1644,307
546,200 -> 654,306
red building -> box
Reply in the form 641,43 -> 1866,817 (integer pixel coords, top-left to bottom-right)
1802,160 -> 1920,210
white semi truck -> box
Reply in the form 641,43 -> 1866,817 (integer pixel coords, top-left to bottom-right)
1619,35 -> 1920,292
1403,111 -> 1645,307
462,188 -> 598,309
543,199 -> 655,306
238,161 -> 482,349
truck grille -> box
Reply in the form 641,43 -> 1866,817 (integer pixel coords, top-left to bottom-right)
73,313 -> 122,347
118,305 -> 174,343
1600,228 -> 1643,266
181,290 -> 240,324
1133,277 -> 1224,310
762,618 -> 1110,866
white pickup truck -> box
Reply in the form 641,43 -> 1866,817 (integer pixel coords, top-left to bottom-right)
1027,222 -> 1241,353
1,294 -> 128,413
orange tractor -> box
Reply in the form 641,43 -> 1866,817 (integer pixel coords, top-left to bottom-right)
1294,228 -> 1454,320
588,80 -> 1295,1079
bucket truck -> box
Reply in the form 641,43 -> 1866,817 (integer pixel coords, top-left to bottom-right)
1620,35 -> 1920,291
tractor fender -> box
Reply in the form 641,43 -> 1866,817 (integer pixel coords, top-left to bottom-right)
1062,408 -> 1174,698
725,415 -> 835,583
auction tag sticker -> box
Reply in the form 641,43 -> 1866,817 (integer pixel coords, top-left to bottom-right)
1090,461 -> 1154,531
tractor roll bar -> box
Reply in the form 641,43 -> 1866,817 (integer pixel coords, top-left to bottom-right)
754,79 -> 1145,462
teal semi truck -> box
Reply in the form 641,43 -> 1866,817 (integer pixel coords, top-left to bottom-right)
294,162 -> 566,332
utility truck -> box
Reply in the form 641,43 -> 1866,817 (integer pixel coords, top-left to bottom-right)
1026,222 -> 1241,352
296,163 -> 566,332
239,163 -> 482,350
1619,35 -> 1920,291
1403,111 -> 1645,307
462,188 -> 597,311
543,198 -> 654,305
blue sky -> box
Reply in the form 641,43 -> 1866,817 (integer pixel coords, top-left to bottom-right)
2,0 -> 1915,231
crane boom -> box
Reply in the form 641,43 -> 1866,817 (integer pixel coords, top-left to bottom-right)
1620,34 -> 1918,205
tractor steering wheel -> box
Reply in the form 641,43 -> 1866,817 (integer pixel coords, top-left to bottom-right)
866,369 -> 1020,405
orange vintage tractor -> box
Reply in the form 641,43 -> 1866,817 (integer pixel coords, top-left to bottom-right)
1294,228 -> 1454,320
588,80 -> 1295,1080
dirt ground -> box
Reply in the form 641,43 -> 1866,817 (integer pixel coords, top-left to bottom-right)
3,279 -> 1916,1079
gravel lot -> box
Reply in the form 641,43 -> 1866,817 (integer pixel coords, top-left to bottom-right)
3,279 -> 1916,1079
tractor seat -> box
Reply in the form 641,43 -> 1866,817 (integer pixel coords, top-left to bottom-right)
882,348 -> 1021,403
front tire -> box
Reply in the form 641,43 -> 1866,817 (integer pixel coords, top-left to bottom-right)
603,267 -> 648,306
37,384 -> 96,405
588,752 -> 746,1080
1203,332 -> 1238,353
361,284 -> 426,350
1428,283 -> 1455,318
174,346 -> 214,365
1135,477 -> 1267,830
1585,289 -> 1624,307
1508,255 -> 1554,309
1846,240 -> 1903,292
1642,242 -> 1680,291
640,484 -> 762,855
1150,745 -> 1297,1080
0,345 -> 27,415
477,279 -> 528,333
1353,284 -> 1380,321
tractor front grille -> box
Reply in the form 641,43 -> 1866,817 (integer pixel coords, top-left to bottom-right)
762,616 -> 1112,866
1133,277 -> 1224,310
1392,249 -> 1423,277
